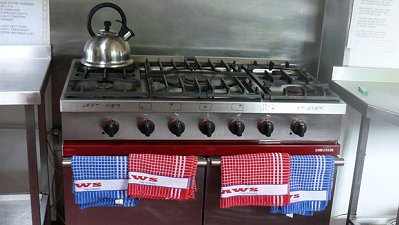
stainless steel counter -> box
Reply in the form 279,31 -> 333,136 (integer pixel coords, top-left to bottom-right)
0,58 -> 51,105
331,67 -> 399,125
331,66 -> 399,225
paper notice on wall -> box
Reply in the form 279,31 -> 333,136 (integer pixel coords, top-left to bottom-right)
347,0 -> 399,52
0,0 -> 46,45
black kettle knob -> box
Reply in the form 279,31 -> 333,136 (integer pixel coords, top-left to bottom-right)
258,120 -> 274,137
291,120 -> 307,137
104,21 -> 112,32
103,120 -> 119,137
87,3 -> 128,37
199,120 -> 216,137
169,119 -> 185,137
229,120 -> 245,137
138,119 -> 155,137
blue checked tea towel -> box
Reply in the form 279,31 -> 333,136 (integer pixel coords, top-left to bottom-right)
269,155 -> 335,216
72,156 -> 138,209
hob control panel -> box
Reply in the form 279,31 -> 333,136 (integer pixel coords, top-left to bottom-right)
62,113 -> 339,141
103,117 -> 307,138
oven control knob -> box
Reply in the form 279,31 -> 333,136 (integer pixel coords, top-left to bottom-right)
229,120 -> 245,137
199,120 -> 215,137
291,120 -> 307,137
169,119 -> 185,137
258,120 -> 274,137
138,119 -> 155,137
103,120 -> 119,137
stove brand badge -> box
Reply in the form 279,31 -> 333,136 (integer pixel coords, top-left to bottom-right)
315,148 -> 335,152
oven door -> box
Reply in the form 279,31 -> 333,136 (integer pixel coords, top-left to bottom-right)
62,160 -> 206,225
62,140 -> 341,225
203,158 -> 339,225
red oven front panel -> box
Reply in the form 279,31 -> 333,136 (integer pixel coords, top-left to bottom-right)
63,140 -> 340,156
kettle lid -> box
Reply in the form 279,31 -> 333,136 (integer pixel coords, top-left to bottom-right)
97,21 -> 118,37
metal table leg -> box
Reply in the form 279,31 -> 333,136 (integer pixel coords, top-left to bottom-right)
25,105 -> 41,225
38,94 -> 50,225
347,115 -> 371,224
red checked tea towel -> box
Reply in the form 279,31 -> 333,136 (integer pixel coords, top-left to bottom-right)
128,154 -> 198,200
220,153 -> 291,208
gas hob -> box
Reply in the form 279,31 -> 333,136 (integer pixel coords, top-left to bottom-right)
63,56 -> 339,101
60,56 -> 346,142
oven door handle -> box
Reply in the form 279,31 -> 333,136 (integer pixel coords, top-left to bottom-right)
61,157 -> 209,167
209,157 -> 345,166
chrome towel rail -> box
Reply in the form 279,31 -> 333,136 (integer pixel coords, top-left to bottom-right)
62,157 -> 344,167
210,157 -> 345,166
61,157 -> 208,167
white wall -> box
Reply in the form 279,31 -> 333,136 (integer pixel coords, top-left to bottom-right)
331,105 -> 399,223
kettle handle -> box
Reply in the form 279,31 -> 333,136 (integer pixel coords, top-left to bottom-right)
87,2 -> 127,37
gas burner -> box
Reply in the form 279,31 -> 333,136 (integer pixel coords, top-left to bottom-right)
284,85 -> 305,96
94,81 -> 114,90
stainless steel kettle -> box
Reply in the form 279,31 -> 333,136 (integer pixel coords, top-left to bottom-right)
81,3 -> 135,68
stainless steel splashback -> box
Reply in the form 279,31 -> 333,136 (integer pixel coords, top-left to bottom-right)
51,0 -> 325,70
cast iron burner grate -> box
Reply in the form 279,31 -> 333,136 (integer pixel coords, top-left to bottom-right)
63,57 -> 340,102
143,57 -> 340,101
64,63 -> 144,99
144,58 -> 263,99
241,63 -> 340,101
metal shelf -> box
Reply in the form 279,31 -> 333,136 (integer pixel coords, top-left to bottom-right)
0,194 -> 49,225
331,66 -> 399,225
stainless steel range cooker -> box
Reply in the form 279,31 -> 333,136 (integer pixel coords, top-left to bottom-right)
61,55 -> 345,142
60,55 -> 346,225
